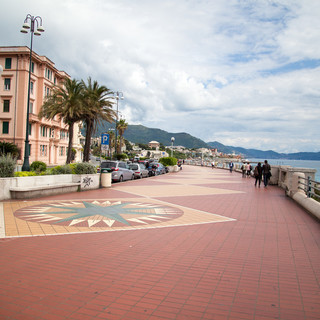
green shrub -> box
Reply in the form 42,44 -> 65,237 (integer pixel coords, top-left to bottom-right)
115,153 -> 128,160
14,171 -> 37,177
30,161 -> 47,172
73,162 -> 97,174
159,157 -> 177,166
0,154 -> 16,177
50,165 -> 72,175
0,142 -> 20,158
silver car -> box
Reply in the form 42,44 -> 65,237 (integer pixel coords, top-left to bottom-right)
101,161 -> 135,182
129,163 -> 149,179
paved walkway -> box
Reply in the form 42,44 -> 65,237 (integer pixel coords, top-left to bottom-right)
0,165 -> 319,320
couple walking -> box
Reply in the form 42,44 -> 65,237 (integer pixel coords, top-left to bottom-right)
254,160 -> 272,187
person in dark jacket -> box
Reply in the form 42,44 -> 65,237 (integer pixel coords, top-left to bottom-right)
254,162 -> 263,187
262,160 -> 271,187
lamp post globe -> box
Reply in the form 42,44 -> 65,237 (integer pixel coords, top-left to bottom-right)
20,14 -> 44,171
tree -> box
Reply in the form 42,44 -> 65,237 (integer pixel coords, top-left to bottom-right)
39,78 -> 83,164
81,78 -> 115,162
107,130 -> 115,157
116,118 -> 128,154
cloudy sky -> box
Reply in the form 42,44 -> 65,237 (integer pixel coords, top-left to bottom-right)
1,0 -> 320,153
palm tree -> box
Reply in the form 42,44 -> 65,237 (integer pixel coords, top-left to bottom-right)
81,78 -> 115,162
107,130 -> 115,157
116,118 -> 128,154
39,78 -> 83,164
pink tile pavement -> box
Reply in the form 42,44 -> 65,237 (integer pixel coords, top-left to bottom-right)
0,164 -> 319,319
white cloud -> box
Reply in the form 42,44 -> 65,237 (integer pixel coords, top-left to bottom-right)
1,0 -> 320,152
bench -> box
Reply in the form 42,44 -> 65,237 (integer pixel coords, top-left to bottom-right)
10,183 -> 81,199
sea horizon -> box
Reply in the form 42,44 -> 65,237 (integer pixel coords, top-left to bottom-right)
248,158 -> 320,181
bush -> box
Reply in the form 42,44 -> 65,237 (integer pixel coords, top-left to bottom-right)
30,161 -> 47,172
115,153 -> 128,160
14,171 -> 37,177
159,157 -> 177,166
50,165 -> 72,175
0,141 -> 20,158
0,154 -> 16,177
73,163 -> 97,174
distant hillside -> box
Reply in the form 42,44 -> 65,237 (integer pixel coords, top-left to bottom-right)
93,122 -> 320,160
207,141 -> 320,160
123,125 -> 209,149
94,123 -> 209,148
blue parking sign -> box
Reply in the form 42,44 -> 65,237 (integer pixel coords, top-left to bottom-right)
101,133 -> 109,145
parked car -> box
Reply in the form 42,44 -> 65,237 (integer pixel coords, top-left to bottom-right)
148,162 -> 167,176
129,163 -> 149,179
100,161 -> 135,182
154,163 -> 167,175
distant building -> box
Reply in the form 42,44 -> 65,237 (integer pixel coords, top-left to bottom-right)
0,46 -> 82,165
148,141 -> 160,150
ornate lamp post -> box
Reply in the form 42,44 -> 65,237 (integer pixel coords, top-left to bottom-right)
20,14 -> 44,171
114,91 -> 124,158
171,137 -> 175,157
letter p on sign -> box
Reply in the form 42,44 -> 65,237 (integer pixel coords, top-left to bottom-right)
101,134 -> 109,145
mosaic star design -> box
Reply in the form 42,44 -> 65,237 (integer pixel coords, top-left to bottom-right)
14,200 -> 184,228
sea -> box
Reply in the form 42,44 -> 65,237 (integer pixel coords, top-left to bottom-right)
247,158 -> 320,182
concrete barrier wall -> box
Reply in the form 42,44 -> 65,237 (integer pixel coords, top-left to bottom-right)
0,173 -> 101,200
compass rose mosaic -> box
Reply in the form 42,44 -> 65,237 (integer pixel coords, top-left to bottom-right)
2,199 -> 234,237
13,200 -> 184,228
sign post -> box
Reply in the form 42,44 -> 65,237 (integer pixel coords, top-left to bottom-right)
100,133 -> 109,164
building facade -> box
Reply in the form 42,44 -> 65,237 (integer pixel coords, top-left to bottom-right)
0,46 -> 82,166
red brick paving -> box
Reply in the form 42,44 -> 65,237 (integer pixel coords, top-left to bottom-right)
0,165 -> 319,319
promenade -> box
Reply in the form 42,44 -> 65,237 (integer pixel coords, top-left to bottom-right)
0,165 -> 319,320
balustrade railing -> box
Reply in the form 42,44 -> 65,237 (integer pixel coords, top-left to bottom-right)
298,176 -> 320,201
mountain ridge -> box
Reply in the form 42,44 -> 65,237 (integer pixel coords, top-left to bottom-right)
95,123 -> 320,160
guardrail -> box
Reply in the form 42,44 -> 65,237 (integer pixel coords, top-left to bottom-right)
298,176 -> 320,201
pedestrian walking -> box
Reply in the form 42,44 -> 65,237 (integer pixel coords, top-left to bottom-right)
262,160 -> 271,187
254,162 -> 263,187
246,162 -> 251,177
229,161 -> 234,173
211,161 -> 215,169
241,163 -> 246,177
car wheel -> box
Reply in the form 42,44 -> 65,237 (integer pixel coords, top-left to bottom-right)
139,174 -> 142,179
132,174 -> 135,180
119,176 -> 123,182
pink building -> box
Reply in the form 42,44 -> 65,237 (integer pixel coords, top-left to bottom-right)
0,46 -> 78,166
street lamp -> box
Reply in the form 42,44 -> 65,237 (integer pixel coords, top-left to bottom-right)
171,137 -> 175,157
114,91 -> 124,158
20,14 -> 45,171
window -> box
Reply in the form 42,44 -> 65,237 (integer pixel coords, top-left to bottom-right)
60,147 -> 65,156
60,131 -> 67,139
2,121 -> 9,134
30,82 -> 34,94
28,123 -> 32,136
31,62 -> 34,73
40,145 -> 47,156
29,101 -> 33,114
5,58 -> 12,69
4,78 -> 11,90
44,86 -> 50,97
40,126 -> 48,137
49,128 -> 54,138
3,100 -> 10,112
45,68 -> 52,81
